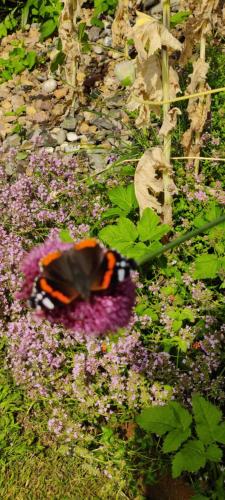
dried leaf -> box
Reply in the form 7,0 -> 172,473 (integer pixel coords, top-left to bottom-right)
186,59 -> 209,94
112,0 -> 130,47
159,107 -> 181,137
182,92 -> 211,155
131,11 -> 182,63
134,147 -> 177,216
58,0 -> 83,90
127,55 -> 162,127
169,67 -> 181,100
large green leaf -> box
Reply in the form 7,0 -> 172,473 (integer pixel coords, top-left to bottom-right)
172,440 -> 206,478
99,217 -> 138,249
192,394 -> 222,443
205,443 -> 222,462
137,405 -> 177,435
193,254 -> 220,279
163,427 -> 191,453
108,184 -> 137,212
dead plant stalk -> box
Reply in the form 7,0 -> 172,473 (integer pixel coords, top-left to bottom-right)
161,0 -> 172,224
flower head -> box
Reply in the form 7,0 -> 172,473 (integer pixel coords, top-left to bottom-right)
17,237 -> 136,337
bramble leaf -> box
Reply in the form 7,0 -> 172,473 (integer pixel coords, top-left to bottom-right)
108,184 -> 138,212
192,395 -> 222,444
172,439 -> 206,478
205,443 -> 222,462
163,427 -> 191,453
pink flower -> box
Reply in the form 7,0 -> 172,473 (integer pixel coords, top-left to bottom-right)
17,237 -> 136,337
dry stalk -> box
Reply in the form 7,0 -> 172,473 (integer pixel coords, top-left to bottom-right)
161,0 -> 172,224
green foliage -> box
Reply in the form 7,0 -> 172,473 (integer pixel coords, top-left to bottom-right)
102,184 -> 138,219
137,395 -> 225,479
21,0 -> 63,39
91,0 -> 118,28
59,228 -> 74,243
193,203 -> 225,281
170,10 -> 190,28
99,205 -> 170,260
0,45 -> 37,83
0,9 -> 18,39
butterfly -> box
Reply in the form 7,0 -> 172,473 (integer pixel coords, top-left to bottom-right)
30,238 -> 136,310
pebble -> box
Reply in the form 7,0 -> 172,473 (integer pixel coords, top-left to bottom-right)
62,116 -> 77,130
104,36 -> 112,47
93,45 -> 103,55
66,132 -> 79,142
50,128 -> 66,145
42,78 -> 57,93
3,134 -> 21,148
60,142 -> 80,153
88,26 -> 101,42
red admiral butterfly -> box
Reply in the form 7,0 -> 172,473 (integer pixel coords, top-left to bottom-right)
30,238 -> 136,311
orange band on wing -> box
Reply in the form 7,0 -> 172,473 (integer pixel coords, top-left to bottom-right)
74,238 -> 98,250
91,251 -> 116,291
39,278 -> 75,304
40,250 -> 62,267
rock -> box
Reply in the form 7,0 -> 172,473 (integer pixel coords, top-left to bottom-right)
62,116 -> 77,131
50,128 -> 66,145
26,105 -> 37,116
60,142 -> 79,153
3,134 -> 21,148
54,88 -> 68,99
31,111 -> 48,123
88,152 -> 107,172
44,147 -> 54,153
88,26 -> 101,42
104,36 -> 112,47
52,103 -> 65,117
10,95 -> 25,111
66,132 -> 79,142
93,45 -> 103,54
79,122 -> 90,134
2,100 -> 12,111
93,117 -> 113,130
42,78 -> 57,93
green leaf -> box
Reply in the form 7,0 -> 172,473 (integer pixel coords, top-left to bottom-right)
50,50 -> 66,73
124,242 -> 148,260
108,184 -> 137,212
215,422 -> 225,444
170,10 -> 190,27
136,405 -> 178,435
16,152 -> 28,161
59,229 -> 74,243
40,19 -> 57,41
193,254 -> 220,279
191,495 -> 209,500
99,217 -> 138,247
25,50 -> 36,69
101,207 -> 129,219
172,440 -> 206,478
137,207 -> 160,241
163,427 -> 191,453
205,443 -> 222,462
192,395 -> 222,444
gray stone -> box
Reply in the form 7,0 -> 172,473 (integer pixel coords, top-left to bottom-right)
60,142 -> 80,153
50,128 -> 66,145
66,132 -> 80,142
93,45 -> 103,55
104,36 -> 112,47
93,117 -> 113,130
88,152 -> 107,172
88,26 -> 101,42
42,79 -> 57,93
62,116 -> 77,131
3,134 -> 21,148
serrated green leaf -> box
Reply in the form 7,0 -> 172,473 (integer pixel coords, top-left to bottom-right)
124,242 -> 148,259
101,207 -> 128,219
163,427 -> 191,453
59,229 -> 74,243
108,184 -> 137,212
215,422 -> 225,444
99,217 -> 138,248
136,405 -> 178,435
205,443 -> 222,462
193,254 -> 220,279
170,10 -> 190,27
192,395 -> 222,444
172,440 -> 206,478
137,207 -> 160,242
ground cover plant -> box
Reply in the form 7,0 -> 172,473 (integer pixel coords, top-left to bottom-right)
0,0 -> 225,498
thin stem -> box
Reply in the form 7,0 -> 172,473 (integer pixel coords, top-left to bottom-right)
161,0 -> 172,224
136,86 -> 225,106
137,215 -> 225,266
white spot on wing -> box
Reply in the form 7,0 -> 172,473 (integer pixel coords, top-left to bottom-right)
42,297 -> 55,310
118,268 -> 125,282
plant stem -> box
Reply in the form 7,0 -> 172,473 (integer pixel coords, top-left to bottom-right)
137,215 -> 225,266
161,0 -> 172,224
137,86 -> 225,106
194,33 -> 207,176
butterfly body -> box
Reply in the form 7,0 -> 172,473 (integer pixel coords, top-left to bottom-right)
30,239 -> 135,311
